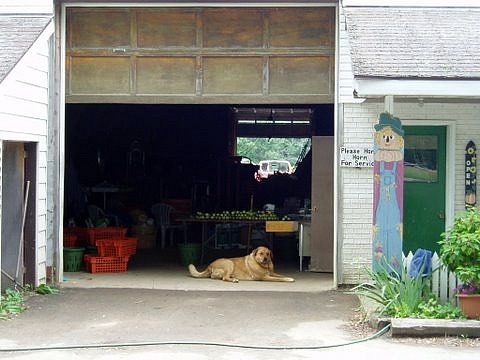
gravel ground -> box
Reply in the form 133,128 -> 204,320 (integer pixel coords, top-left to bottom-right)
345,307 -> 480,348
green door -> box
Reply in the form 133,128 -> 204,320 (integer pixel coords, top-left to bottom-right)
403,126 -> 446,253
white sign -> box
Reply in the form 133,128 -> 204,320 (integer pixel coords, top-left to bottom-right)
339,146 -> 374,167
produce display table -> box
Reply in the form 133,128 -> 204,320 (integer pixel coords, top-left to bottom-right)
180,218 -> 262,265
181,218 -> 299,266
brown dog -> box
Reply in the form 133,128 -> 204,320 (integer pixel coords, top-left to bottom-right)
188,246 -> 294,283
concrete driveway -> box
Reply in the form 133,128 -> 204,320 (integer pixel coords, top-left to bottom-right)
0,255 -> 478,359
1,285 -> 478,360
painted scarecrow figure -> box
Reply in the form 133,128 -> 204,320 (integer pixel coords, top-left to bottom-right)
372,112 -> 404,273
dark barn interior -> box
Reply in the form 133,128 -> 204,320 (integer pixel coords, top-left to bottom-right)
64,103 -> 333,266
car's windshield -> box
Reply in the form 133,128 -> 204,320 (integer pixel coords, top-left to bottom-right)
271,162 -> 289,172
260,160 -> 291,173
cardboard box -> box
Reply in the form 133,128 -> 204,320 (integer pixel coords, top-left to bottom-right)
265,221 -> 298,233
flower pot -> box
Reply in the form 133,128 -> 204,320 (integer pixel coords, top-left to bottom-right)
457,294 -> 480,319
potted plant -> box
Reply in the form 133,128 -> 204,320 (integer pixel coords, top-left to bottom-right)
439,206 -> 480,319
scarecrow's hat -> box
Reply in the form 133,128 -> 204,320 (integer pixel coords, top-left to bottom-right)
374,112 -> 404,136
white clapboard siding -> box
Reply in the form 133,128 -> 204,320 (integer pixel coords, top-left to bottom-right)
0,1 -> 53,14
403,251 -> 459,304
0,20 -> 53,286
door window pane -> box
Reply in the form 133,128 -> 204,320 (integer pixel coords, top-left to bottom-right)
404,135 -> 438,183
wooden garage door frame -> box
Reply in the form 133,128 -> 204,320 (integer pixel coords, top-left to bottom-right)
65,6 -> 336,104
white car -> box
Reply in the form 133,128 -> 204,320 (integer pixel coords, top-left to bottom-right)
254,160 -> 293,181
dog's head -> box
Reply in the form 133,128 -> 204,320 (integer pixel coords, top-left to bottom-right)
252,246 -> 273,267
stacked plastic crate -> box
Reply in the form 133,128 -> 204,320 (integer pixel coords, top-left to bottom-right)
83,227 -> 137,273
63,227 -> 90,272
64,227 -> 89,247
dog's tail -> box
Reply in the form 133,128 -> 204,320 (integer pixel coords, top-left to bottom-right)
188,264 -> 211,278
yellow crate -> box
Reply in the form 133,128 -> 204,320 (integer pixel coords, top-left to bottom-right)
265,221 -> 298,233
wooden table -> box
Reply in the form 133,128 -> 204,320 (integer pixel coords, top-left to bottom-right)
181,218 -> 299,266
180,218 -> 264,265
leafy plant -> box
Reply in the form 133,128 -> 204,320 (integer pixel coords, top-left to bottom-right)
36,284 -> 60,295
414,298 -> 465,319
438,206 -> 480,287
352,260 -> 431,317
0,288 -> 26,320
353,258 -> 466,320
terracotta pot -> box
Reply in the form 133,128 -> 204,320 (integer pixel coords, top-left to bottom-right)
457,294 -> 480,319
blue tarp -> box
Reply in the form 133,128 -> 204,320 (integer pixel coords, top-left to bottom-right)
408,248 -> 432,277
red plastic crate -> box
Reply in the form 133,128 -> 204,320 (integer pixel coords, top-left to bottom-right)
63,233 -> 79,247
64,227 -> 89,245
86,227 -> 128,245
96,237 -> 138,257
84,254 -> 129,273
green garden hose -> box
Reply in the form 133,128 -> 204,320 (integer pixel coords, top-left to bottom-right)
0,323 -> 391,352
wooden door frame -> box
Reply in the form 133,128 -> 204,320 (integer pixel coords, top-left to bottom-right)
310,136 -> 334,272
24,142 -> 37,286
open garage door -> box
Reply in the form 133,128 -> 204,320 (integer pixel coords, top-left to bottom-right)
62,5 -> 336,277
65,7 -> 335,104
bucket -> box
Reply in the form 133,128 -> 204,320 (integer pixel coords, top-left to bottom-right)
178,243 -> 201,267
63,247 -> 85,272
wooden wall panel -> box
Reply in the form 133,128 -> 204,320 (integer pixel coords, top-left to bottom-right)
137,10 -> 197,48
269,8 -> 334,47
66,7 -> 335,103
203,57 -> 263,94
203,9 -> 263,48
136,57 -> 196,94
69,10 -> 131,48
269,56 -> 332,95
70,57 -> 130,94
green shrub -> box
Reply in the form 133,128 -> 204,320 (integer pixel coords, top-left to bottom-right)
352,260 -> 431,317
439,206 -> 480,287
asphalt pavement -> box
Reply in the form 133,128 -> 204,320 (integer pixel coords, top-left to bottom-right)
0,285 -> 478,359
0,250 -> 479,359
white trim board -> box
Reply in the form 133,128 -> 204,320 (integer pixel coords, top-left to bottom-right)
62,1 -> 337,7
354,79 -> 480,98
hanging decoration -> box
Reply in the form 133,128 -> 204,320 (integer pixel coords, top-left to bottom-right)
372,112 -> 404,273
465,141 -> 477,208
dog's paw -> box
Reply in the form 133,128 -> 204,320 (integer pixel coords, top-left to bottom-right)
233,278 -> 239,283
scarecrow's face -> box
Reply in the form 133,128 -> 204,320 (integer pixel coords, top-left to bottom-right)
375,126 -> 404,151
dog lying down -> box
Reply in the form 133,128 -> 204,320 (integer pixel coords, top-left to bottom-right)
188,246 -> 295,283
